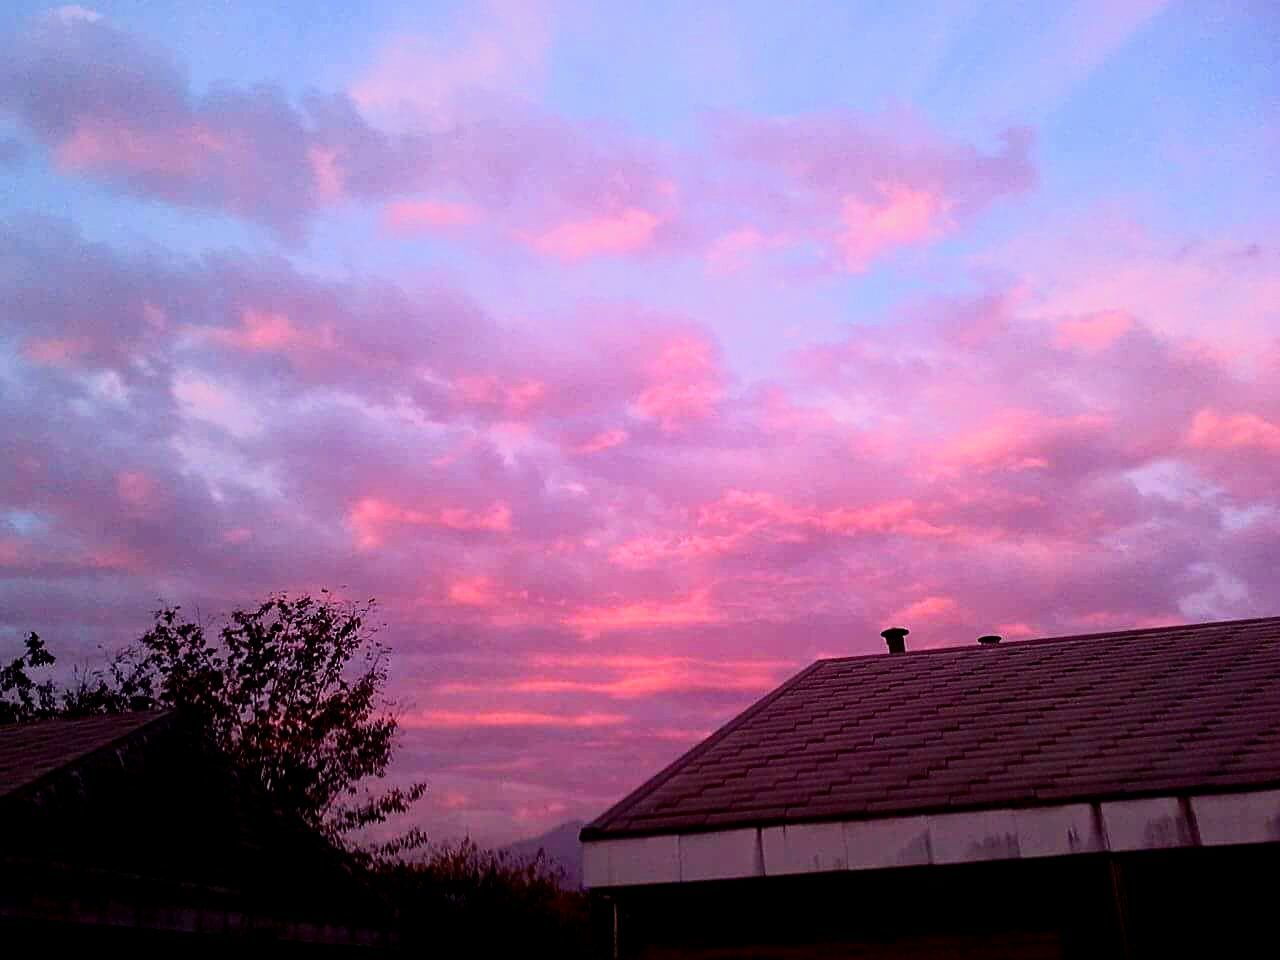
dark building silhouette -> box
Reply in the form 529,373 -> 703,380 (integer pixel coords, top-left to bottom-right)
0,711 -> 390,954
582,616 -> 1280,958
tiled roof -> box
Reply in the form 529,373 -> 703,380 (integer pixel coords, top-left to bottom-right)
583,616 -> 1280,840
0,711 -> 169,797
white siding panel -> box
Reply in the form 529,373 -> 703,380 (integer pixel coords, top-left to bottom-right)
1192,789 -> 1280,847
761,822 -> 848,875
1102,797 -> 1193,851
1013,804 -> 1101,859
679,828 -> 761,882
582,841 -> 611,888
844,815 -> 931,869
606,834 -> 681,886
586,789 -> 1278,888
930,809 -> 1020,864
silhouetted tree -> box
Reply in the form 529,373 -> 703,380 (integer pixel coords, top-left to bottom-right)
4,602 -> 594,948
4,592 -> 426,858
374,839 -> 591,958
0,632 -> 57,723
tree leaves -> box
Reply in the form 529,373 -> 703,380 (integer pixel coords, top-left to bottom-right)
0,632 -> 58,723
2,593 -> 426,858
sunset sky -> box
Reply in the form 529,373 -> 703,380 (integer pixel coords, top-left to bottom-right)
1,1 -> 1277,844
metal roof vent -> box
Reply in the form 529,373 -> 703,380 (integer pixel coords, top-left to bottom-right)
978,634 -> 1002,646
881,626 -> 909,654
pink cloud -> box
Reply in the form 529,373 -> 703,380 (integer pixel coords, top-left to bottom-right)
705,115 -> 1034,274
570,428 -> 629,455
1187,410 -> 1280,452
349,496 -> 513,549
432,789 -> 470,810
934,411 -> 1113,476
820,500 -> 955,538
56,118 -> 227,179
3,13 -> 1042,269
402,710 -> 627,730
23,337 -> 92,366
436,654 -> 791,700
525,207 -> 661,261
838,183 -> 950,272
632,333 -> 724,430
610,490 -> 957,570
49,5 -> 102,25
351,0 -> 552,126
986,215 -> 1280,353
448,575 -> 496,606
0,15 -> 427,237
1054,310 -> 1135,352
705,227 -> 785,274
0,539 -> 24,567
307,146 -> 345,203
564,589 -> 717,636
892,595 -> 959,622
172,374 -> 262,437
115,470 -> 156,508
998,622 -> 1038,639
208,308 -> 326,353
451,374 -> 547,418
82,543 -> 149,573
525,652 -> 794,672
142,302 -> 168,330
383,199 -> 477,232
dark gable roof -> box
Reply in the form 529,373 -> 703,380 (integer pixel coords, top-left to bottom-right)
0,710 -> 390,939
0,712 -> 170,798
583,616 -> 1280,841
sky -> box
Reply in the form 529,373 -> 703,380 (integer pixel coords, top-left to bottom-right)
0,1 -> 1277,845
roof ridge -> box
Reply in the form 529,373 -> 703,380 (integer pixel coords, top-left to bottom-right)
812,614 -> 1280,666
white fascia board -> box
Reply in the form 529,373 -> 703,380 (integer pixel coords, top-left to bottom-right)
929,808 -> 1021,864
1192,789 -> 1280,847
582,840 -> 611,888
844,815 -> 931,870
1100,796 -> 1193,851
1012,803 -> 1103,858
762,821 -> 849,875
583,833 -> 680,887
680,828 -> 761,882
582,788 -> 1280,888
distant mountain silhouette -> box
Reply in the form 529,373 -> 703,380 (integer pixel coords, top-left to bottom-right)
503,819 -> 585,889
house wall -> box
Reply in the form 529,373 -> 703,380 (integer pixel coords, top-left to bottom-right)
591,843 -> 1279,959
586,788 -> 1280,887
0,719 -> 389,951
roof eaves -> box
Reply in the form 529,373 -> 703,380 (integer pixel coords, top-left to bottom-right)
580,774 -> 1280,842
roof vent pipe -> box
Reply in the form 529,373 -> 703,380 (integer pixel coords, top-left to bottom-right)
978,634 -> 1002,646
881,626 -> 909,654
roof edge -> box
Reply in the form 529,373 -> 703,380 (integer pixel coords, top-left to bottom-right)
581,775 -> 1280,843
581,661 -> 826,842
812,614 -> 1280,667
1,710 -> 174,802
582,784 -> 1280,887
